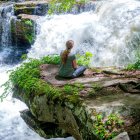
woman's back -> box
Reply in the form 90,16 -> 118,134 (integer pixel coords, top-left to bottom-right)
58,51 -> 76,77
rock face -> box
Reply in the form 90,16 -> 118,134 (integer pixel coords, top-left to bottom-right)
11,14 -> 38,46
14,1 -> 49,16
13,64 -> 140,140
1,0 -> 96,47
10,1 -> 49,46
0,0 -> 49,47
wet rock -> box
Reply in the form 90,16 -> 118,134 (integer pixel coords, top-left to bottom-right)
11,14 -> 38,46
20,109 -> 70,139
112,132 -> 130,140
14,1 -> 49,16
13,65 -> 140,139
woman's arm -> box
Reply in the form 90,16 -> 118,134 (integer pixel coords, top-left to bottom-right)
72,59 -> 78,69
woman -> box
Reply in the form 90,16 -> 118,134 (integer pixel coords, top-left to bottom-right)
58,40 -> 86,78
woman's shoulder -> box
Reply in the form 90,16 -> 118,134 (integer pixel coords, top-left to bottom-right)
69,52 -> 76,59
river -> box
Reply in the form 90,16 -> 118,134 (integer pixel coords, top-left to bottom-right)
0,0 -> 140,139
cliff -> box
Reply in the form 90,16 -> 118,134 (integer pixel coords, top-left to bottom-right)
12,63 -> 140,140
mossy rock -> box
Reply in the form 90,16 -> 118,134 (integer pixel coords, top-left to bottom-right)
11,15 -> 37,46
14,1 -> 49,16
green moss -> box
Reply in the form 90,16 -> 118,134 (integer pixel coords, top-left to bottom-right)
1,52 -> 93,103
88,83 -> 102,97
14,6 -> 36,15
92,83 -> 102,92
63,83 -> 84,95
25,20 -> 33,26
11,18 -> 36,45
48,0 -> 89,14
1,55 -> 88,103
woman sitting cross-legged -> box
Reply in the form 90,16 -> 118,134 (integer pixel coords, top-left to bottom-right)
58,40 -> 86,78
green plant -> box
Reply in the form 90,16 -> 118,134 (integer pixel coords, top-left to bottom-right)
77,52 -> 93,67
63,83 -> 84,95
21,54 -> 27,60
25,33 -> 34,44
92,83 -> 102,91
126,60 -> 140,70
126,52 -> 140,70
48,0 -> 89,14
41,55 -> 61,64
0,81 -> 12,102
25,20 -> 33,26
1,54 -> 89,102
1,52 -> 92,102
93,110 -> 124,140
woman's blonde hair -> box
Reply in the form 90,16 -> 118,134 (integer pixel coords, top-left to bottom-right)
61,40 -> 74,64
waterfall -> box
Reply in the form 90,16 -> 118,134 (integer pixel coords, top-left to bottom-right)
0,3 -> 13,48
28,0 -> 140,67
0,3 -> 14,64
0,2 -> 73,140
0,0 -> 140,140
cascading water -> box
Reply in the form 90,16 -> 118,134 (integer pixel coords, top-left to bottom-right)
0,3 -> 46,140
0,2 -> 73,140
0,0 -> 140,140
28,0 -> 140,67
0,3 -> 13,64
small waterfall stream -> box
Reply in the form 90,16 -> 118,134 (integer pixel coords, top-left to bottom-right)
0,0 -> 140,140
0,2 -> 73,140
28,0 -> 140,67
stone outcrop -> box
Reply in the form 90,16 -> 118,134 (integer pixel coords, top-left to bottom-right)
10,1 -> 49,46
1,0 -> 95,47
14,1 -> 49,16
112,132 -> 130,140
11,14 -> 38,46
13,64 -> 140,140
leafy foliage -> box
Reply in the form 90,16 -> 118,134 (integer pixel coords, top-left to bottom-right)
63,83 -> 84,95
126,53 -> 140,70
25,20 -> 33,26
126,59 -> 140,70
48,0 -> 89,14
77,52 -> 93,67
1,53 -> 92,102
93,110 -> 124,140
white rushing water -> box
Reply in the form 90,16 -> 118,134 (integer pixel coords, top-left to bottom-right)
0,66 -> 74,140
1,0 -> 140,139
0,3 -> 73,140
28,0 -> 140,67
0,4 -> 13,48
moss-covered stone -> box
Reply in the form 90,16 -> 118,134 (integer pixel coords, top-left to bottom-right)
11,63 -> 140,139
11,14 -> 38,46
14,1 -> 49,16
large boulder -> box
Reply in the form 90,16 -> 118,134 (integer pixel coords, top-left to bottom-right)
13,64 -> 140,140
11,14 -> 39,46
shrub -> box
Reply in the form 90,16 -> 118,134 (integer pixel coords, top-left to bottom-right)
126,59 -> 140,70
126,52 -> 140,70
93,110 -> 124,140
1,53 -> 91,102
48,0 -> 89,14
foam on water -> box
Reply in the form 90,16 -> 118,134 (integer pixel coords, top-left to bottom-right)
1,0 -> 140,139
28,0 -> 140,67
0,66 -> 74,140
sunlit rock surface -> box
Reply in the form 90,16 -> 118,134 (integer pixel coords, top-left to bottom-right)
13,64 -> 140,140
